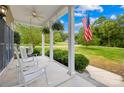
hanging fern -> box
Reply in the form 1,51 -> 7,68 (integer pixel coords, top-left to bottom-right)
52,21 -> 64,31
42,27 -> 50,34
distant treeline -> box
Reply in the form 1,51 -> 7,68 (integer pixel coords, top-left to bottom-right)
15,24 -> 67,47
76,14 -> 124,48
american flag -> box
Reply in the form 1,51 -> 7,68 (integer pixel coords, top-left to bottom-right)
82,14 -> 92,42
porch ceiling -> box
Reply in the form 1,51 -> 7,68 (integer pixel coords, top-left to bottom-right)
9,5 -> 67,26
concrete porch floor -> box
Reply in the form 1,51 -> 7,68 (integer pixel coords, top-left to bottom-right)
0,56 -> 105,87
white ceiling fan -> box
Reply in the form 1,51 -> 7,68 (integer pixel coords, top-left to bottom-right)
30,7 -> 44,21
24,6 -> 44,23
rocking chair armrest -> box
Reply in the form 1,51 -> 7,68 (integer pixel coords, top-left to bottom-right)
22,58 -> 34,63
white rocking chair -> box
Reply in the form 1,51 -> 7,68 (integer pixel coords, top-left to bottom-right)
19,46 -> 38,67
14,46 -> 48,87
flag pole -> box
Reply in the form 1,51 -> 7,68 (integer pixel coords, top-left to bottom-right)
85,11 -> 88,48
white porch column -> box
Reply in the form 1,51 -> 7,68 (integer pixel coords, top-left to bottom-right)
68,6 -> 75,75
42,32 -> 45,56
49,22 -> 54,62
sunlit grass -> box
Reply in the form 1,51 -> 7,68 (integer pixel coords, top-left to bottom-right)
75,45 -> 124,63
35,42 -> 124,64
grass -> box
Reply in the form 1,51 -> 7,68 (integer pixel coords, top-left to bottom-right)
53,43 -> 124,63
75,45 -> 124,64
54,42 -> 68,46
36,42 -> 124,64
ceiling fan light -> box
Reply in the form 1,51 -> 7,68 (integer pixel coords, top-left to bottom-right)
32,12 -> 37,17
0,5 -> 8,18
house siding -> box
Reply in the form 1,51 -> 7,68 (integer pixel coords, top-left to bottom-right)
0,18 -> 14,72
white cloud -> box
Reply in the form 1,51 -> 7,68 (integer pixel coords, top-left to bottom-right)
110,15 -> 117,20
60,20 -> 64,24
74,5 -> 103,17
74,12 -> 86,17
75,22 -> 82,28
120,5 -> 124,9
74,12 -> 83,17
76,5 -> 103,12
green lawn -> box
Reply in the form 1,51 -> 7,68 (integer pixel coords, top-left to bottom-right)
75,45 -> 124,64
54,42 -> 68,46
54,43 -> 124,64
35,42 -> 124,64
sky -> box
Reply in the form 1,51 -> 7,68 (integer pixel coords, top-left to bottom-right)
57,5 -> 124,33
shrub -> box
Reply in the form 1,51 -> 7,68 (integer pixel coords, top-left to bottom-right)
33,47 -> 41,55
45,49 -> 89,72
14,31 -> 21,44
45,49 -> 49,56
75,54 -> 89,72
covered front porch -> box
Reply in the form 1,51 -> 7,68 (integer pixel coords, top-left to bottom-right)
0,5 -> 106,87
0,56 -> 104,87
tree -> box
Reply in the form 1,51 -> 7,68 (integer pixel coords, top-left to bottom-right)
117,14 -> 124,25
16,23 -> 42,46
54,32 -> 63,42
52,21 -> 64,31
92,14 -> 124,48
93,16 -> 106,26
62,32 -> 68,41
75,27 -> 84,45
